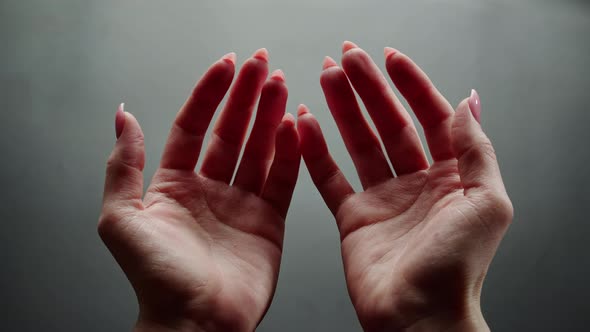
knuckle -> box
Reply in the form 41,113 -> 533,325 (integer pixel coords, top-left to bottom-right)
459,140 -> 498,173
105,154 -> 119,172
106,147 -> 144,172
463,140 -> 496,165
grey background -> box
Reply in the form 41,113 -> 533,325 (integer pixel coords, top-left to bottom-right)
1,0 -> 589,331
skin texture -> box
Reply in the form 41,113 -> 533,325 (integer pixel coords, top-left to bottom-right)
99,50 -> 301,332
297,42 -> 513,331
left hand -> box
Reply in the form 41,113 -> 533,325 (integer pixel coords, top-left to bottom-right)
297,42 -> 512,331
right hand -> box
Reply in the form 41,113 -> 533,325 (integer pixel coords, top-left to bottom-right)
99,49 -> 300,332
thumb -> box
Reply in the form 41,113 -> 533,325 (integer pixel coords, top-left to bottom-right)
451,92 -> 513,222
100,104 -> 145,234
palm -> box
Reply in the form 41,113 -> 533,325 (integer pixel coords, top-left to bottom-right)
114,171 -> 284,327
338,160 -> 486,320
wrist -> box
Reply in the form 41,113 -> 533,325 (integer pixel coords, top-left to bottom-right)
403,306 -> 489,332
359,296 -> 489,332
134,308 -> 254,332
134,314 -> 207,332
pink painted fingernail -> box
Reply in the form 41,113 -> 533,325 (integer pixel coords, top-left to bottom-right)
342,41 -> 359,53
282,112 -> 296,126
221,52 -> 236,65
322,56 -> 338,70
270,69 -> 286,82
468,89 -> 482,123
115,103 -> 125,139
252,48 -> 269,62
384,47 -> 398,60
297,104 -> 310,117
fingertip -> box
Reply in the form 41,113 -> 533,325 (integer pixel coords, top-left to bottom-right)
282,112 -> 296,127
451,97 -> 479,151
455,98 -> 472,123
342,40 -> 359,54
221,52 -> 237,65
295,107 -> 320,139
384,47 -> 398,60
111,107 -> 146,171
115,103 -> 125,139
270,69 -> 286,82
276,113 -> 300,155
119,110 -> 144,140
296,104 -> 310,117
322,56 -> 338,70
253,48 -> 269,62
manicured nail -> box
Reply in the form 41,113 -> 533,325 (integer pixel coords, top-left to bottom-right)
253,48 -> 269,62
297,104 -> 310,117
282,112 -> 296,126
115,103 -> 126,139
322,56 -> 338,70
468,89 -> 482,123
342,41 -> 359,53
270,69 -> 286,82
384,47 -> 398,60
221,52 -> 236,65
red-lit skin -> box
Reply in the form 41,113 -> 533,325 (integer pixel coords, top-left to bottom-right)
298,42 -> 512,331
99,49 -> 301,332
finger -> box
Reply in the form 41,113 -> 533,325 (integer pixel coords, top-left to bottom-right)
234,70 -> 288,194
102,104 -> 145,214
320,56 -> 393,189
452,94 -> 510,204
340,42 -> 429,175
200,48 -> 269,183
160,53 -> 236,170
297,105 -> 354,216
261,113 -> 301,219
385,47 -> 455,161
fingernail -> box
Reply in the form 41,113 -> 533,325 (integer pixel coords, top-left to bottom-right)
468,89 -> 482,123
342,40 -> 359,54
282,112 -> 296,126
270,69 -> 286,82
384,47 -> 398,60
252,48 -> 269,62
322,56 -> 338,70
221,52 -> 236,65
115,103 -> 126,139
297,104 -> 310,117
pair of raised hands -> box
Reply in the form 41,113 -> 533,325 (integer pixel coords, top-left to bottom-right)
99,42 -> 513,332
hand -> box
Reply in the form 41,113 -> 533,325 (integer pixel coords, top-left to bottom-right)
297,42 -> 513,331
98,49 -> 301,332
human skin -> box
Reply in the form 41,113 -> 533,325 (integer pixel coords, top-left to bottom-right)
98,49 -> 301,332
297,42 -> 513,331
